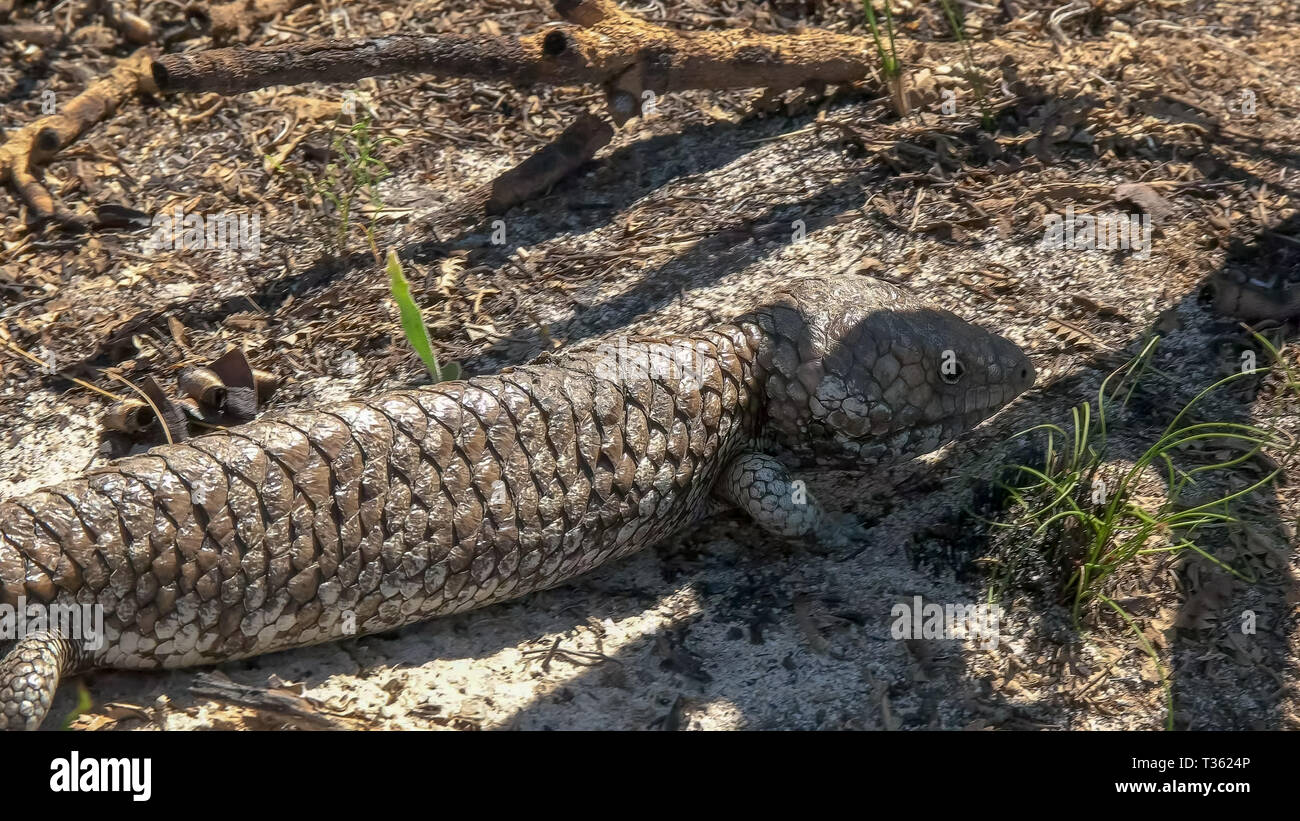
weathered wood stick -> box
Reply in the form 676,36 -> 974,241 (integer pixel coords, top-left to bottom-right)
0,50 -> 156,227
153,33 -> 559,94
427,112 -> 615,234
153,0 -> 875,109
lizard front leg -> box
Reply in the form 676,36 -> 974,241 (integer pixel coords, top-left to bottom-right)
0,630 -> 83,731
714,451 -> 865,551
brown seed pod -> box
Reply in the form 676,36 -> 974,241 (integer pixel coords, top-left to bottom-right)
140,376 -> 191,443
207,348 -> 258,419
178,366 -> 227,410
174,396 -> 210,422
103,399 -> 155,434
117,12 -> 154,45
252,368 -> 278,403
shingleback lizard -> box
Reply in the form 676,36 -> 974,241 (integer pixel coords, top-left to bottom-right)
0,274 -> 1034,730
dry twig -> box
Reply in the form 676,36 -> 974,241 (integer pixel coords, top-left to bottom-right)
0,51 -> 156,227
154,0 -> 876,124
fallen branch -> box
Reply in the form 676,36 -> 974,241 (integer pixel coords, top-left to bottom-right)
0,50 -> 156,228
8,1 -> 881,235
428,112 -> 614,234
482,113 -> 613,214
1,2 -> 153,48
0,0 -> 317,229
190,672 -> 352,730
154,0 -> 875,123
0,24 -> 62,46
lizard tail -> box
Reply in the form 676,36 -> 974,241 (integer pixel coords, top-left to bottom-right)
0,630 -> 84,731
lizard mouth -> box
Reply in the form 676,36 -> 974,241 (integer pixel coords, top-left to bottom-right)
1010,352 -> 1037,398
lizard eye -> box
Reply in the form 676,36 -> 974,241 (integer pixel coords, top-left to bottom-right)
941,361 -> 965,385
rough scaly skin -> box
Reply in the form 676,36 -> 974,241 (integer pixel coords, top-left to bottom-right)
0,275 -> 1034,729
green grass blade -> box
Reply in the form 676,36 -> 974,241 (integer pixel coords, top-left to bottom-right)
387,250 -> 444,382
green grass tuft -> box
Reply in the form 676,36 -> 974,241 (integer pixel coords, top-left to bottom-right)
982,338 -> 1284,728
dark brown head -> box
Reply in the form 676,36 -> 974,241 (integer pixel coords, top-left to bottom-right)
751,276 -> 1034,469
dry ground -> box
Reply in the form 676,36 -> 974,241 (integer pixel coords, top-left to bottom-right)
1,0 -> 1298,730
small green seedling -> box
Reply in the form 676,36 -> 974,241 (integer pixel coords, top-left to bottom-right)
387,250 -> 460,383
270,112 -> 400,261
862,0 -> 902,78
862,1 -> 907,115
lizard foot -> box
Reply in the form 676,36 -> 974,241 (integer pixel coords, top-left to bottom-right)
0,630 -> 82,731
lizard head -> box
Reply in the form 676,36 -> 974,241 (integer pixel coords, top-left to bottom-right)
753,275 -> 1035,469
